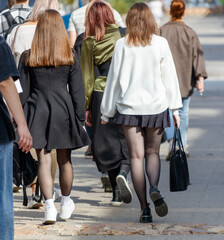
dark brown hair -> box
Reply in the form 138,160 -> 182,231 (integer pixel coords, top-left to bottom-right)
126,2 -> 158,47
28,10 -> 74,67
84,0 -> 115,41
170,0 -> 185,20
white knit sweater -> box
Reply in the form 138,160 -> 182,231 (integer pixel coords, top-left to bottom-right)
100,34 -> 182,122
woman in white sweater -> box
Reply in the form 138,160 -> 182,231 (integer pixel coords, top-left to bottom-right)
101,2 -> 182,223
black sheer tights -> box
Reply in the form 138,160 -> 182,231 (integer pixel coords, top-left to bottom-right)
36,149 -> 73,200
122,126 -> 163,210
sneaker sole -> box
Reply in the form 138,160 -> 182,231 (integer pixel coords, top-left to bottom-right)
150,192 -> 168,217
116,175 -> 132,204
43,219 -> 56,225
110,201 -> 123,207
28,202 -> 43,209
59,203 -> 75,220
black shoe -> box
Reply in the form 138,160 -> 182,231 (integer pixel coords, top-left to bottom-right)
150,186 -> 168,217
116,170 -> 132,204
85,145 -> 93,157
140,207 -> 153,223
110,190 -> 123,207
101,173 -> 113,192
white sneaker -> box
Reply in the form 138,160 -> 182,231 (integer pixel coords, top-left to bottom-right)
27,195 -> 43,209
13,184 -> 22,193
53,188 -> 60,202
59,198 -> 75,220
42,207 -> 57,225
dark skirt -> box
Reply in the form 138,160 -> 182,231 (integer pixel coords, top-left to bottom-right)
91,91 -> 129,173
109,109 -> 170,128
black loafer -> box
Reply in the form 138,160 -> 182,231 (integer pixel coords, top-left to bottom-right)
150,186 -> 168,217
140,207 -> 153,223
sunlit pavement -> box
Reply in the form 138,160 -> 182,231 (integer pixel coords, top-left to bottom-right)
14,15 -> 224,240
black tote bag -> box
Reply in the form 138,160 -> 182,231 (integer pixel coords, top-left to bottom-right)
169,126 -> 190,192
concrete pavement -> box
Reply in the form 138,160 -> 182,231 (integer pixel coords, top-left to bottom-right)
14,15 -> 224,239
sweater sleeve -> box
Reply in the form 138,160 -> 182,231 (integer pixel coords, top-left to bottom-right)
161,39 -> 182,112
192,32 -> 208,82
69,52 -> 86,125
100,40 -> 123,121
80,38 -> 95,110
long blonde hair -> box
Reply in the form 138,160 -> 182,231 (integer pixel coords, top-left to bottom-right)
28,10 -> 74,67
28,0 -> 59,22
126,2 -> 158,46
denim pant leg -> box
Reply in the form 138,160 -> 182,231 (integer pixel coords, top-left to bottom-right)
179,97 -> 191,147
0,142 -> 14,240
164,109 -> 175,141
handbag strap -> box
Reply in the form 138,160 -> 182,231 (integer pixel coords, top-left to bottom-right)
171,125 -> 185,155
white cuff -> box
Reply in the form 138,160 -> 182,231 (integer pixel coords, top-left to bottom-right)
101,115 -> 109,122
172,109 -> 179,116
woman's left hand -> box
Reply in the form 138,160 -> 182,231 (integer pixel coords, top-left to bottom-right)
196,76 -> 204,93
101,119 -> 108,125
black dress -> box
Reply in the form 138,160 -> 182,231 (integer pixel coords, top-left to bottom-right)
18,51 -> 90,151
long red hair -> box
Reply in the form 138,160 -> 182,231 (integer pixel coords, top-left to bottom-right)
85,0 -> 115,41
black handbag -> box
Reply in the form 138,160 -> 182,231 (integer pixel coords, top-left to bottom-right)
169,126 -> 190,192
13,143 -> 39,205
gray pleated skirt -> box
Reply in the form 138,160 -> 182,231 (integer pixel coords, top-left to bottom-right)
109,108 -> 170,128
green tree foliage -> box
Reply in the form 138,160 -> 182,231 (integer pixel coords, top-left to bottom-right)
59,0 -> 75,5
111,0 -> 146,14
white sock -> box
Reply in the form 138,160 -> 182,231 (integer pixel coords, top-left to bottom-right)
61,195 -> 71,206
45,199 -> 55,210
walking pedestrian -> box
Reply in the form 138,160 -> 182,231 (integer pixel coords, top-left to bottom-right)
80,0 -> 132,206
18,9 -> 90,224
7,0 -> 60,209
68,0 -> 125,46
0,36 -> 32,240
101,2 -> 182,222
160,0 -> 207,160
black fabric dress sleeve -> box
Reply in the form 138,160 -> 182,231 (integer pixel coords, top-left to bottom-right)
18,51 -> 31,106
68,52 -> 86,126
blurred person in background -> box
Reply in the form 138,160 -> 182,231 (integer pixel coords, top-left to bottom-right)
68,0 -> 125,47
148,0 -> 165,26
0,0 -> 32,39
160,0 -> 207,160
0,0 -> 16,14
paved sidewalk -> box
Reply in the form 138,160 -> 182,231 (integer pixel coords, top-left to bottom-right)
14,15 -> 224,239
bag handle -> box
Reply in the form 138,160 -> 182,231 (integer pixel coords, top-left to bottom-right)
171,125 -> 185,155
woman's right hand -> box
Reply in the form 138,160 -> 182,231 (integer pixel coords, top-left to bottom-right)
85,110 -> 92,127
173,114 -> 180,128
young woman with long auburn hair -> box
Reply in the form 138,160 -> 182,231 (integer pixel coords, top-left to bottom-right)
101,2 -> 182,222
80,0 -> 132,207
18,9 -> 90,225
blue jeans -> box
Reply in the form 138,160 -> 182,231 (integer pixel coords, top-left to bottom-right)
0,142 -> 14,240
165,97 -> 191,147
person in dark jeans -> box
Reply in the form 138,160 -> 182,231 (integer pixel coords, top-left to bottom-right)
0,36 -> 32,240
